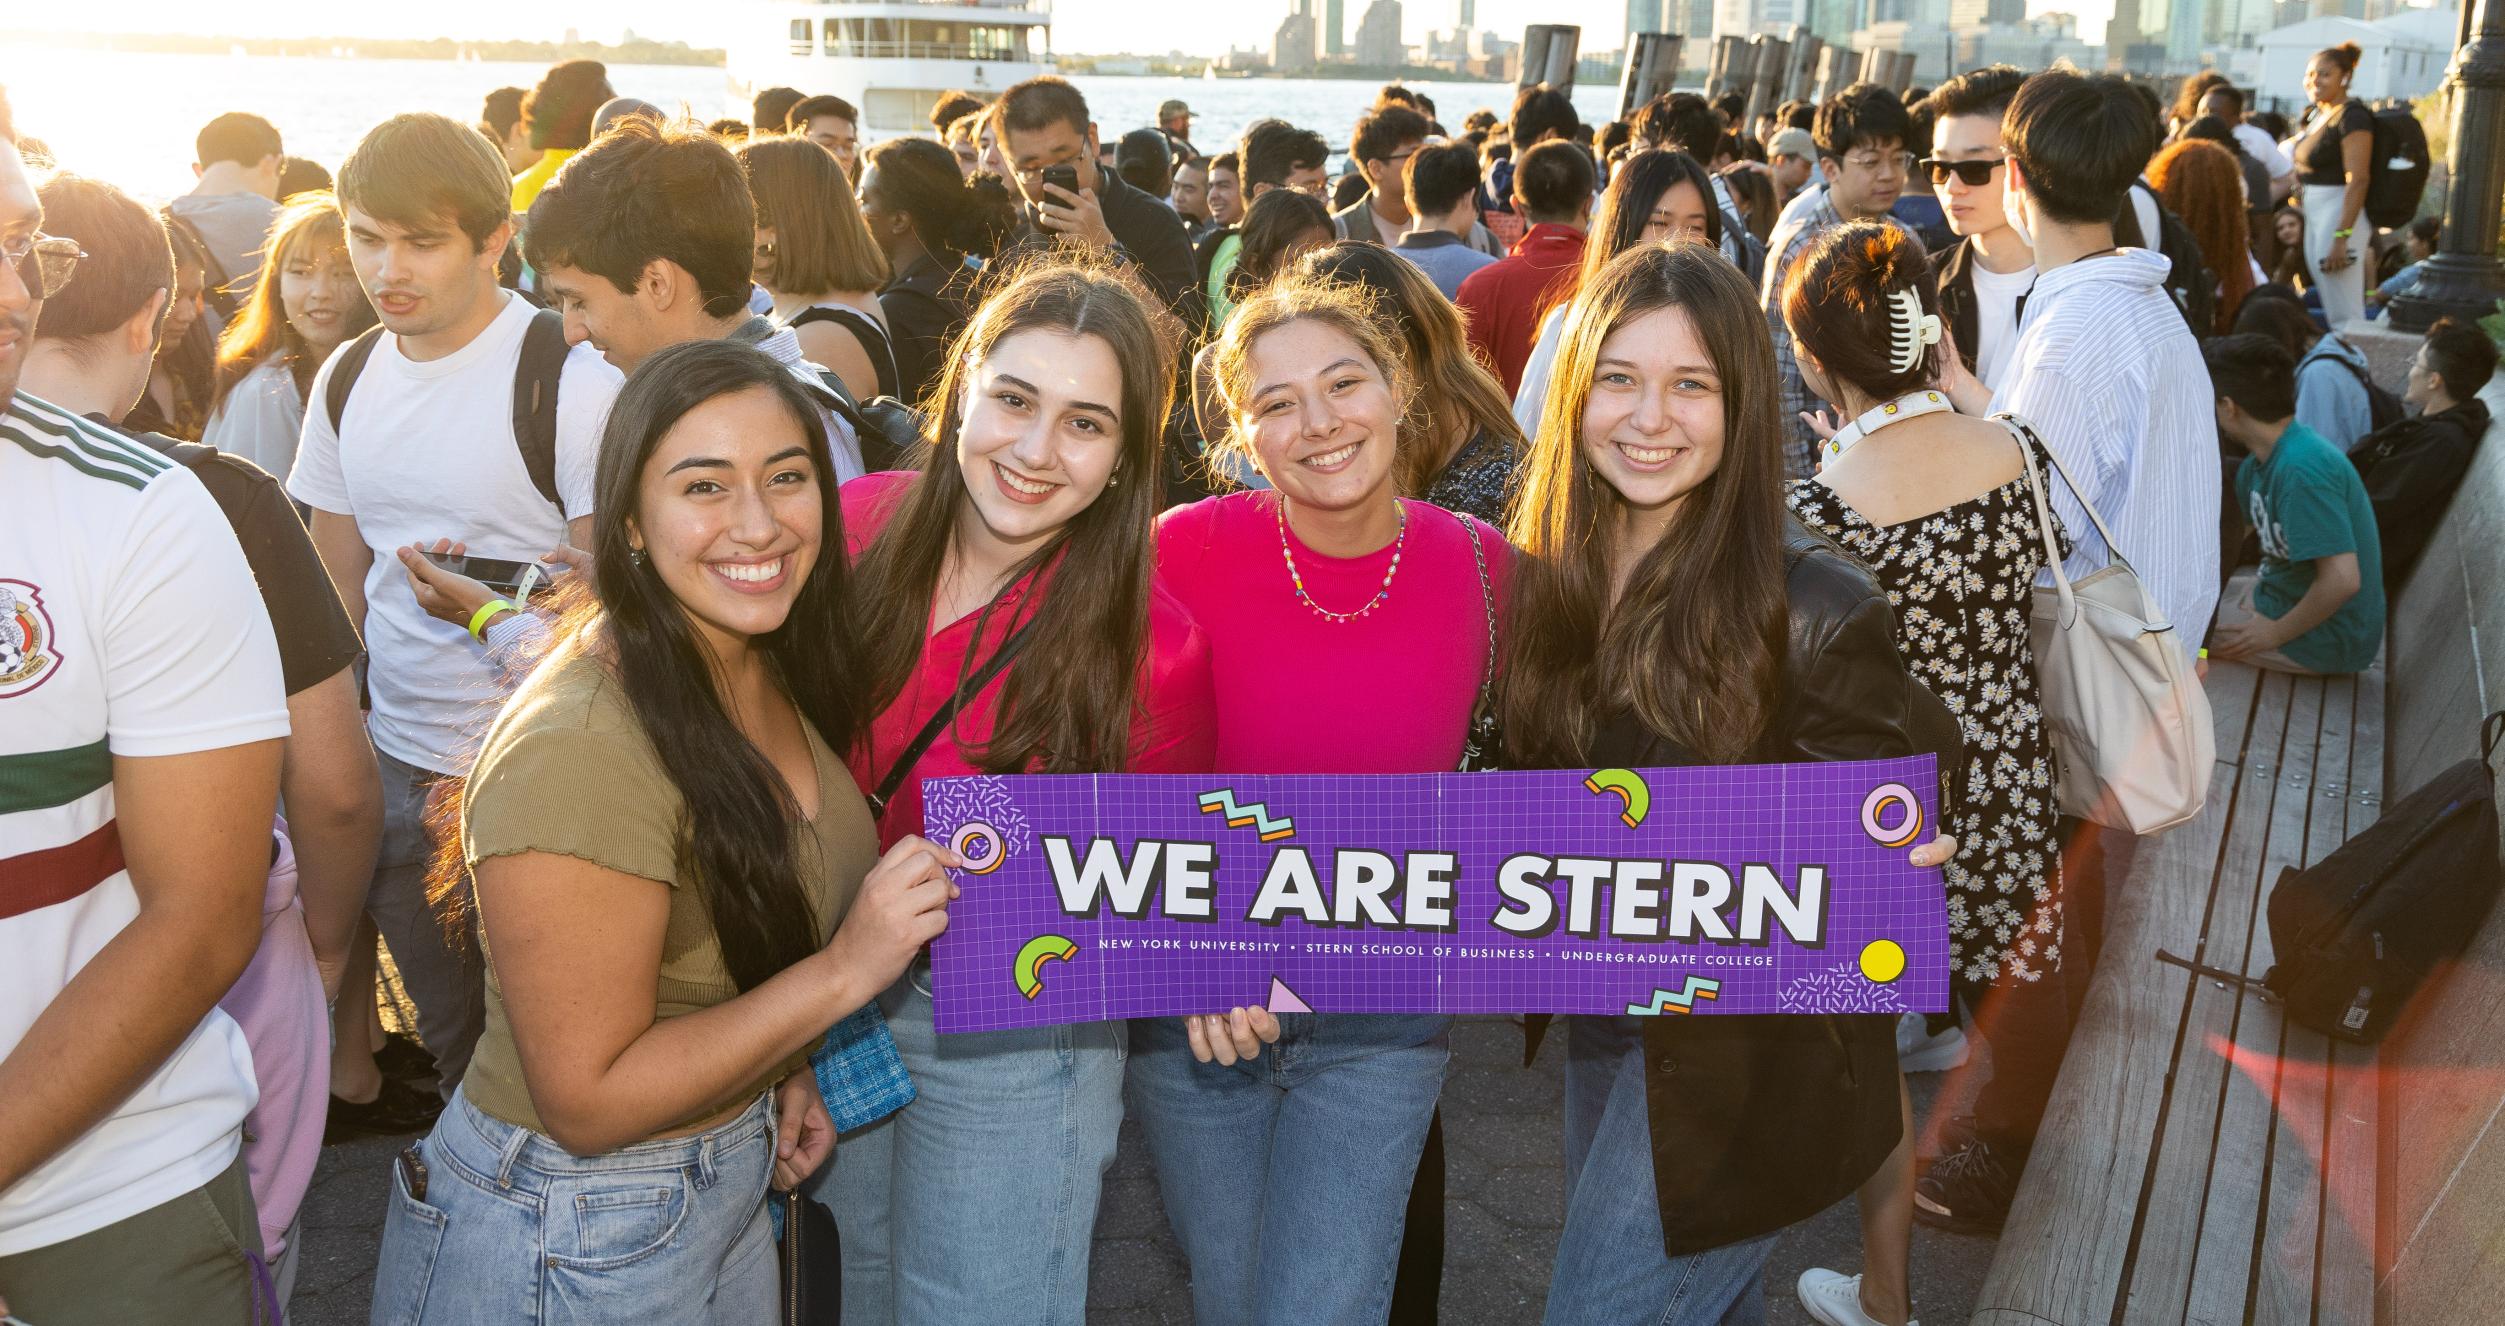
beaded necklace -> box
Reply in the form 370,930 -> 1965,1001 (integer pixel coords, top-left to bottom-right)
1277,496 -> 1407,623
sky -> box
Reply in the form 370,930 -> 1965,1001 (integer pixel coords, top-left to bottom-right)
9,0 -> 2105,62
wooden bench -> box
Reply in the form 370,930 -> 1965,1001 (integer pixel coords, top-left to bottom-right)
1973,375 -> 2505,1324
1968,661 -> 2385,1326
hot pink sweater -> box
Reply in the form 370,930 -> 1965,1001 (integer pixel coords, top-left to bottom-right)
1156,491 -> 1509,774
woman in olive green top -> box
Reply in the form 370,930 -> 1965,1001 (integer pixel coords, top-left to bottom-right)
370,340 -> 958,1322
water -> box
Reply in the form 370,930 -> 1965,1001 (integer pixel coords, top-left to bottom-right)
0,47 -> 1629,203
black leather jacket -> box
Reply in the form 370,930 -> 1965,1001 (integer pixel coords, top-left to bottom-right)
1526,520 -> 1959,1257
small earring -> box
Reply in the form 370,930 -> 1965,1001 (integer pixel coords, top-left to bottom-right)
629,547 -> 648,567
1109,470 -> 1121,488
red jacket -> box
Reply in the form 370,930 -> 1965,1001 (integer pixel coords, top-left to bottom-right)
1456,223 -> 1587,395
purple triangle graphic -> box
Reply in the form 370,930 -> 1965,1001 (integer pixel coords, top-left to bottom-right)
1266,976 -> 1312,1014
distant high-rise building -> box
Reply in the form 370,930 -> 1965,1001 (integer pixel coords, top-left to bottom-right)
1628,0 -> 1668,36
1357,0 -> 1406,65
1948,0 -> 2024,23
1458,0 -> 1475,29
1276,10 -> 1320,71
1326,0 -> 1348,57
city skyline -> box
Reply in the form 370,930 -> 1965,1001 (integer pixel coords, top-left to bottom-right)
6,0 -> 2115,62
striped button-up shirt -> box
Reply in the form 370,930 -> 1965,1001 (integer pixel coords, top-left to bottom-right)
1763,192 -> 1905,479
1990,249 -> 2221,660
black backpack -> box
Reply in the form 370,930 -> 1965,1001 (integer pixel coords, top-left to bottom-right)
2119,184 -> 2215,339
2261,711 -> 2505,1043
324,307 -> 573,514
2366,105 -> 2432,232
2325,351 -> 2407,434
802,366 -> 927,474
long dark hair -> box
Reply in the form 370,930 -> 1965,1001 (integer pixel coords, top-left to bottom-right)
850,259 -> 1180,776
1294,241 -> 1523,502
1501,242 -> 1790,765
1227,188 -> 1334,300
430,340 -> 865,993
1550,149 -> 1722,320
863,136 -> 1018,265
211,191 -> 376,417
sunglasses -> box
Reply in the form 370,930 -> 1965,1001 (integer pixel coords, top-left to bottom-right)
1921,156 -> 2005,187
5,233 -> 85,300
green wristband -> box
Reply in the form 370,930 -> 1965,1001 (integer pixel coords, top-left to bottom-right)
467,598 -> 518,642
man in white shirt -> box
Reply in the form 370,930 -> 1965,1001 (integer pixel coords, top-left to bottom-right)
522,118 -> 868,480
0,91 -> 290,1319
289,112 -> 622,1100
1923,67 -> 2037,395
1923,67 -> 2219,1239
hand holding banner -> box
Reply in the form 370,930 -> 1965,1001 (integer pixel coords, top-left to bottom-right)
922,757 -> 1950,1033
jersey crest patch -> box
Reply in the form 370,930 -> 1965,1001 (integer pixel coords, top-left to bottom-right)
0,579 -> 64,698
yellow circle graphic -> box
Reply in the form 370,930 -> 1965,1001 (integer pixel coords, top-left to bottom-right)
1858,939 -> 1908,984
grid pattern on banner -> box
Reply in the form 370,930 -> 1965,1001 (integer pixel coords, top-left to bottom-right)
925,758 -> 1950,1033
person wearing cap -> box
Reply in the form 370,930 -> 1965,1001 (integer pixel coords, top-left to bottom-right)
1157,98 -> 1197,163
1767,126 -> 1819,208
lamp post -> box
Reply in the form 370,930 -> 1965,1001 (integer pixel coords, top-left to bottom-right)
2389,0 -> 2505,331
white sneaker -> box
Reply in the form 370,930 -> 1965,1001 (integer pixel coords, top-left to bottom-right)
1796,1268 -> 1919,1326
1895,1010 -> 1968,1073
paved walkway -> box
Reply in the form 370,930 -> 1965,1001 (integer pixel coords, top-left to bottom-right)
289,1015 -> 1996,1324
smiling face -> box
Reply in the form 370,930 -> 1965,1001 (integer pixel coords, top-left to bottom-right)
279,230 -> 363,356
1208,164 -> 1244,225
2276,209 -> 2304,248
629,384 -> 823,660
953,327 -> 1126,555
2305,54 -> 2350,106
1579,304 -> 1726,531
1236,317 -> 1405,515
1640,178 -> 1711,245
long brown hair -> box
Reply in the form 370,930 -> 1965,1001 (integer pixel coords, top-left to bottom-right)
210,191 -> 375,417
1292,241 -> 1523,502
1500,242 -> 1790,765
850,257 -> 1180,774
737,136 -> 892,298
2148,138 -> 2254,333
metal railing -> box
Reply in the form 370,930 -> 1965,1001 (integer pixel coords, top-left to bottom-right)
791,39 -> 1038,59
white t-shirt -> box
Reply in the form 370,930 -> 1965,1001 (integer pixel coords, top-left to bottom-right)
0,391 -> 288,1255
1512,305 -> 1569,440
1970,261 -> 2038,394
2234,123 -> 2295,183
200,356 -> 305,481
287,293 -> 622,774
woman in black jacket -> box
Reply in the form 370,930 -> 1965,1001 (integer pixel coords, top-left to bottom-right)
1501,241 -> 1956,1325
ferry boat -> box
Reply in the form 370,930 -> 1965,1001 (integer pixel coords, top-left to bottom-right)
728,0 -> 1054,140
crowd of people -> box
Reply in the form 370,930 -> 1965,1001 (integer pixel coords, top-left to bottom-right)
0,38 -> 2494,1326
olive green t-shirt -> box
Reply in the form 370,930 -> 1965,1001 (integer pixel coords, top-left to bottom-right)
457,649 -> 879,1137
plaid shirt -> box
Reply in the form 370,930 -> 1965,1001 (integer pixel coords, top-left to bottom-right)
1761,194 -> 1905,479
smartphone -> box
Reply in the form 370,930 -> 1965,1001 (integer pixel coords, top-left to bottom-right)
421,550 -> 538,595
396,1140 -> 429,1202
1040,162 -> 1081,199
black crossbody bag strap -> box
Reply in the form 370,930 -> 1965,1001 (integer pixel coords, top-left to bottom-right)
867,618 -> 1041,817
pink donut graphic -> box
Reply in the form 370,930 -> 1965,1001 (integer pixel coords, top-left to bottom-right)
1860,783 -> 1924,849
950,820 -> 1007,874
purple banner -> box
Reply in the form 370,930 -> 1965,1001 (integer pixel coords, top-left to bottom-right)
922,758 -> 1949,1033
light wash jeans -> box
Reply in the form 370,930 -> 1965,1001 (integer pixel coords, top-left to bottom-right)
1129,1012 -> 1451,1326
369,1087 -> 777,1325
1543,1016 -> 1779,1326
816,959 -> 1127,1326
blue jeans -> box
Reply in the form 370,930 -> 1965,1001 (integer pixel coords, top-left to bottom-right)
1129,1012 -> 1451,1326
373,750 -> 484,1100
815,961 -> 1126,1326
1544,1016 -> 1778,1326
370,1088 -> 777,1325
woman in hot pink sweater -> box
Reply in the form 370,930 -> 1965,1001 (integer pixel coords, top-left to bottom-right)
1136,271 -> 1508,1326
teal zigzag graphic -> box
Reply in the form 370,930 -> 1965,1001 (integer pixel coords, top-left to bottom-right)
1196,788 -> 1295,842
1626,975 -> 1723,1016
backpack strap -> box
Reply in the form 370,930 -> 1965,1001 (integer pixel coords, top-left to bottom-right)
322,326 -> 388,436
510,308 -> 571,515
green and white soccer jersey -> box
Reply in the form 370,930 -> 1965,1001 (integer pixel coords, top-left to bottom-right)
0,392 -> 289,1254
